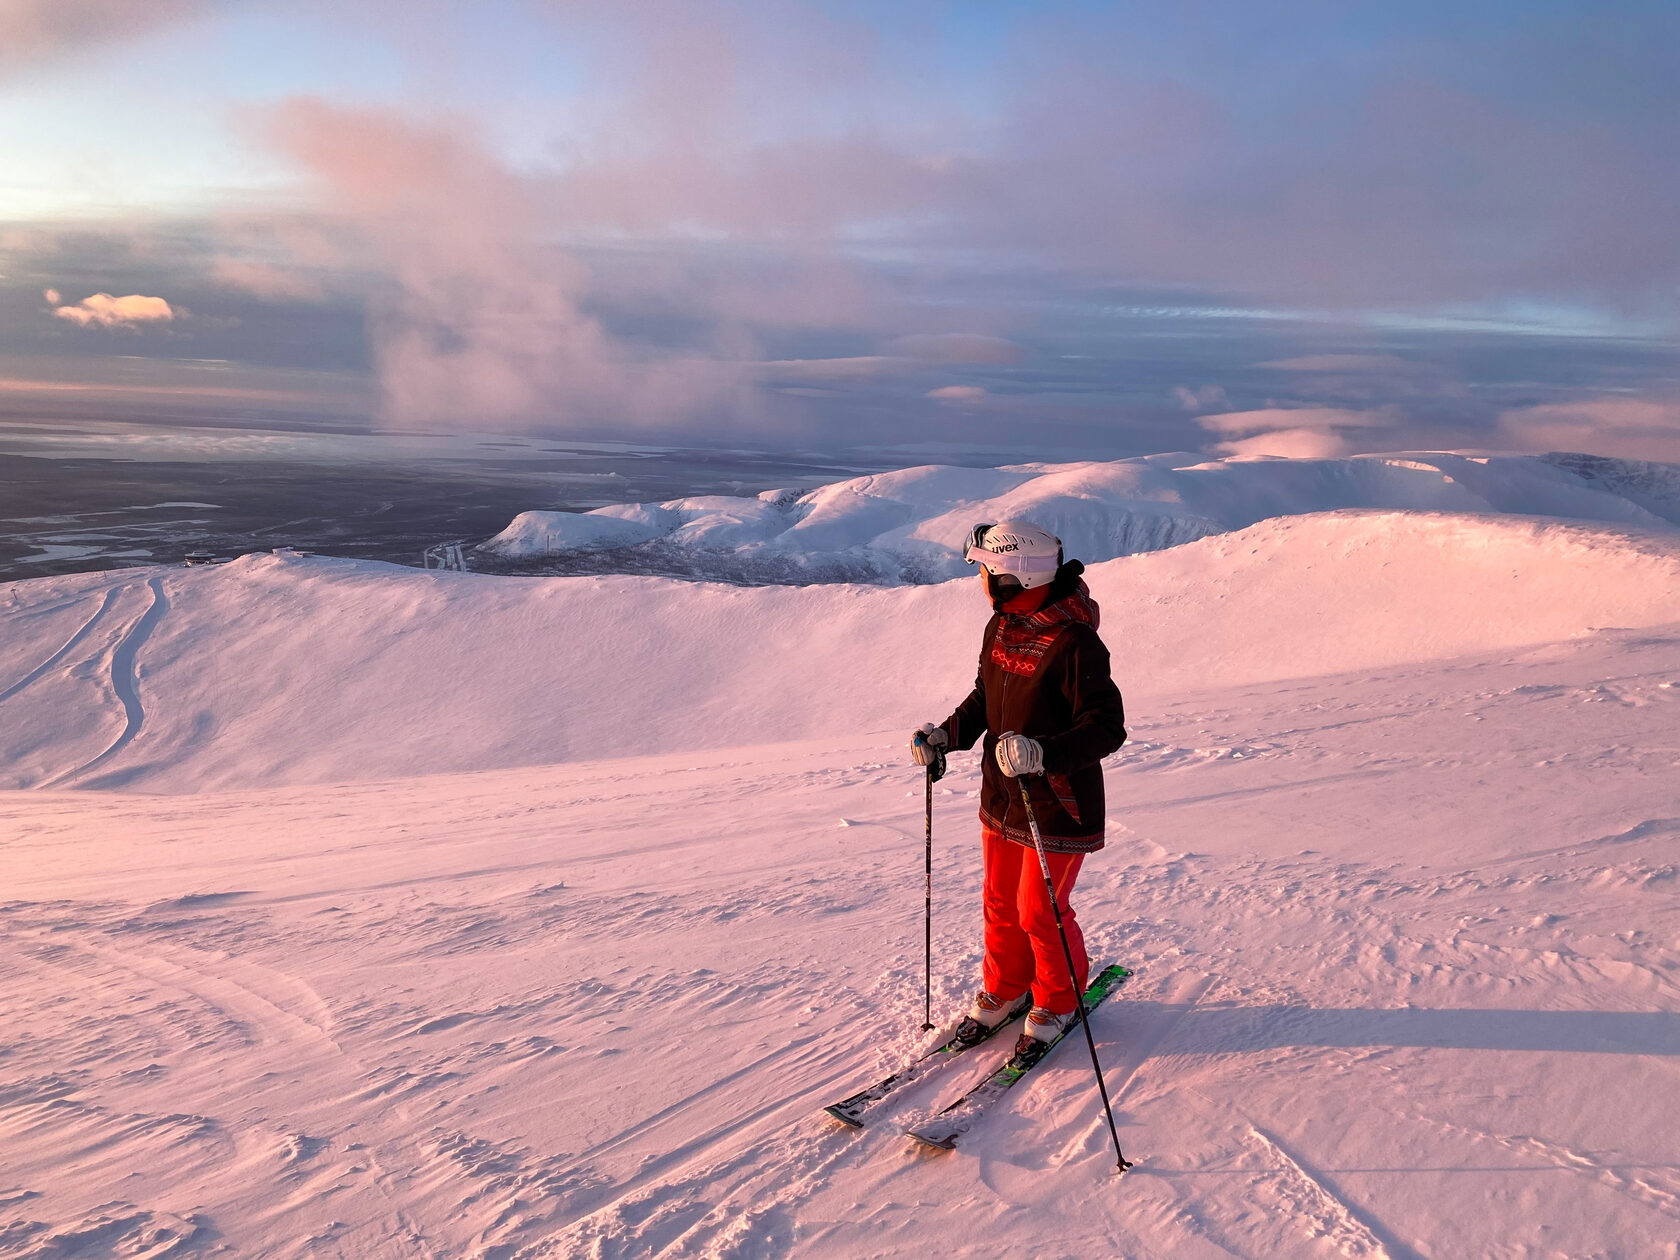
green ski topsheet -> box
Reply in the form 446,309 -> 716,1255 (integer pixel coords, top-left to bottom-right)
904,963 -> 1132,1151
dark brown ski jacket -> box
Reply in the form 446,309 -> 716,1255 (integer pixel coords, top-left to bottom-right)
939,561 -> 1127,854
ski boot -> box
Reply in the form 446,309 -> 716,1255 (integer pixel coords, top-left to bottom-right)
952,991 -> 1030,1049
1006,1006 -> 1078,1070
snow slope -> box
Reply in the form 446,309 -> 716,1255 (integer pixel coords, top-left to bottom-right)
478,451 -> 1680,584
3,512 -> 1679,793
3,502 -> 1680,1257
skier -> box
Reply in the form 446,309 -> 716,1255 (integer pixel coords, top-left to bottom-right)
912,520 -> 1127,1067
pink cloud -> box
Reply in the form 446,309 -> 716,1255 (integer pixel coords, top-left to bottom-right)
1499,396 -> 1680,462
1197,406 -> 1387,459
243,94 -> 958,432
928,385 -> 988,404
208,260 -> 326,302
1211,429 -> 1353,459
0,0 -> 214,72
194,7 -> 1675,436
1196,407 -> 1385,436
18,2 -> 1680,349
0,375 -> 315,404
50,292 -> 176,330
251,98 -> 746,432
528,2 -> 948,238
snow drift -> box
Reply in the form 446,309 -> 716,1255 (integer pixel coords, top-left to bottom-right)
4,510 -> 1679,792
477,451 -> 1680,583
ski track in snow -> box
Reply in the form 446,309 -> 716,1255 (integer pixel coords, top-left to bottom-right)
0,586 -> 121,704
1236,1124 -> 1399,1259
33,578 -> 169,789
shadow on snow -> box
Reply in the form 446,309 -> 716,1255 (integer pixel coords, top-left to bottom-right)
1127,1004 -> 1680,1057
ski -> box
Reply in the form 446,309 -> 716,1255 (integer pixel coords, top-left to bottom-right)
822,998 -> 1031,1128
904,964 -> 1132,1151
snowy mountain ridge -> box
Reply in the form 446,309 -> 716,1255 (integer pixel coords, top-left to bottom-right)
478,450 -> 1680,584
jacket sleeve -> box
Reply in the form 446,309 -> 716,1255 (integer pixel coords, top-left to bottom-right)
1036,626 -> 1126,773
942,619 -> 996,751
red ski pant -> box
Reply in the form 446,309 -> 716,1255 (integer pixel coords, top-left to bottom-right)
980,826 -> 1088,1015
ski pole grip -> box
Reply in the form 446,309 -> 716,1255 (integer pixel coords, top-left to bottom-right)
913,730 -> 947,783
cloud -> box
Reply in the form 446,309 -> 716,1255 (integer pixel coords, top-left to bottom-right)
928,385 -> 988,404
243,94 -> 989,433
250,97 -> 758,432
41,287 -> 60,305
1256,355 -> 1423,374
208,260 -> 326,302
49,292 -> 176,330
16,2 -> 1680,333
762,357 -> 897,382
256,4 -> 1668,331
888,334 -> 1026,365
16,3 -> 1673,445
1244,353 -> 1467,409
0,0 -> 217,73
530,5 -> 1677,319
1196,406 -> 1385,436
1209,428 -> 1353,459
992,61 -> 1679,312
0,375 -> 314,404
1197,406 -> 1387,459
1175,384 -> 1229,412
1499,396 -> 1680,462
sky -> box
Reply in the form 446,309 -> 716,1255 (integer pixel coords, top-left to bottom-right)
1,0 -> 1677,460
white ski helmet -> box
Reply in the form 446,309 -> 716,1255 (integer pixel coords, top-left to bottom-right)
964,519 -> 1063,590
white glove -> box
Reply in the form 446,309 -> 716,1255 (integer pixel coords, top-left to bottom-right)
911,723 -> 949,767
994,731 -> 1043,777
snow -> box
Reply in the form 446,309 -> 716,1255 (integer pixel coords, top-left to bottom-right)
3,473 -> 1680,1256
478,451 -> 1680,583
5,512 -> 1679,794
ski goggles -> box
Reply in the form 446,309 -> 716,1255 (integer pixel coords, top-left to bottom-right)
962,523 -> 1060,576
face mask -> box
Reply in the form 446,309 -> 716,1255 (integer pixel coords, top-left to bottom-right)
984,570 -> 1027,610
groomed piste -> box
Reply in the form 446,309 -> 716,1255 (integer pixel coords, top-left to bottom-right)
2,452 -> 1679,1257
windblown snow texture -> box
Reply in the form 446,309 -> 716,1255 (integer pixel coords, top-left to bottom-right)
478,450 -> 1680,583
3,453 -> 1679,1256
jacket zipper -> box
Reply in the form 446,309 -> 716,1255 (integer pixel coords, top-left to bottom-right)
997,644 -> 1021,827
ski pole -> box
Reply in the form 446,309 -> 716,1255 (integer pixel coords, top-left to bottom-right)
1017,776 -> 1132,1173
915,733 -> 946,1031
